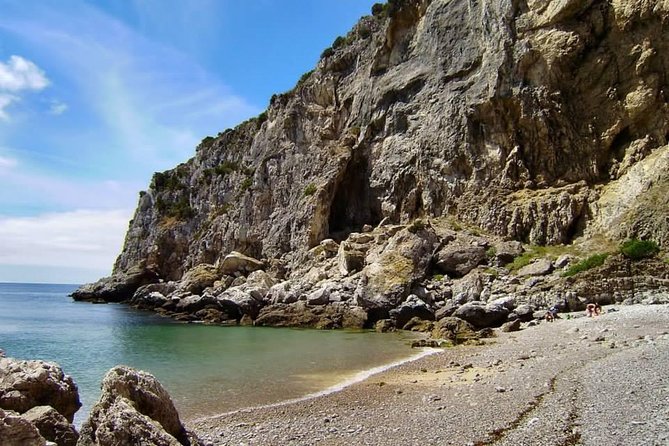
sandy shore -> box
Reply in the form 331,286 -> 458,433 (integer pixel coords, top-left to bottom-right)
191,304 -> 669,446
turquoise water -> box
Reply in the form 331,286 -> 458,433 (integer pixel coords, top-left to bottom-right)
0,283 -> 416,424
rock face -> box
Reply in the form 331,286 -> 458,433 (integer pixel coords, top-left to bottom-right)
77,366 -> 193,446
0,358 -> 81,423
75,0 -> 669,328
0,408 -> 47,446
21,405 -> 79,446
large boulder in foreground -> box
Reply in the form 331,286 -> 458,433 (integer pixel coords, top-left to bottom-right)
22,405 -> 79,446
78,366 -> 200,446
0,357 -> 81,423
0,407 -> 46,446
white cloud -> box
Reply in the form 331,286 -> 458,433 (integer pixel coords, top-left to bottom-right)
0,93 -> 18,121
49,100 -> 68,115
0,155 -> 18,168
0,209 -> 132,272
0,56 -> 50,120
0,55 -> 49,92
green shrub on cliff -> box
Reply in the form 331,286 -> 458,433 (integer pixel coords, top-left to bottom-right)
304,183 -> 317,196
620,239 -> 659,260
562,253 -> 609,277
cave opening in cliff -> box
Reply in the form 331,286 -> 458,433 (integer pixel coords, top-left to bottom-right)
328,151 -> 382,241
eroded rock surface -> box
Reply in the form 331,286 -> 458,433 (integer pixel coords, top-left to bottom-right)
0,358 -> 81,423
77,366 -> 201,446
73,0 -> 669,330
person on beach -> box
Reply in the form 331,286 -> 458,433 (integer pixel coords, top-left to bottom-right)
586,302 -> 601,317
545,305 -> 560,322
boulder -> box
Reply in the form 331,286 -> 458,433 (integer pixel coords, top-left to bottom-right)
337,241 -> 366,275
431,317 -> 479,344
493,241 -> 524,265
500,319 -> 522,332
266,282 -> 299,305
355,226 -> 439,311
341,306 -> 368,329
0,358 -> 81,423
220,251 -> 264,275
388,295 -> 434,328
374,319 -> 395,333
508,304 -> 536,322
216,287 -> 261,319
254,302 -> 324,328
77,366 -> 197,446
178,264 -> 220,294
452,301 -> 510,328
0,407 -> 46,446
21,405 -> 78,446
434,244 -> 487,277
517,259 -> 554,277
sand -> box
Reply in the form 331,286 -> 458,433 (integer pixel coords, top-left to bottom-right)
190,304 -> 669,446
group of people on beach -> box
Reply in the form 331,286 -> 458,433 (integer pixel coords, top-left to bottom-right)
544,301 -> 601,321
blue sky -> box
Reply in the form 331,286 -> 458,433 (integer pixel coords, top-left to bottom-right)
0,0 -> 378,283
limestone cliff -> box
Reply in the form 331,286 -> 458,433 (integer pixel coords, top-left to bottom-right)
75,0 -> 669,328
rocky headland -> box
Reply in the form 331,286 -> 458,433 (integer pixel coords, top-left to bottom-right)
72,0 -> 669,332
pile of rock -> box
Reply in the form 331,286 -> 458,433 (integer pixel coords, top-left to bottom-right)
73,218 -> 669,333
0,354 -> 205,446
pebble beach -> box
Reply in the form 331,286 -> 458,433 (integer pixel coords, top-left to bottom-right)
191,304 -> 669,446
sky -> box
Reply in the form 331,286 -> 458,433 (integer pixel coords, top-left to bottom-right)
0,0 -> 379,284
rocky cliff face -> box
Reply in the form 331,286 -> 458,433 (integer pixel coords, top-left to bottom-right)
75,0 -> 669,328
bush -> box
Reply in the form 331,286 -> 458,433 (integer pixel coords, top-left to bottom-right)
298,70 -> 314,85
200,136 -> 216,148
304,183 -> 317,196
241,177 -> 253,191
332,35 -> 348,49
562,253 -> 609,277
620,239 -> 660,260
432,274 -> 444,281
407,219 -> 426,233
371,3 -> 386,16
321,47 -> 334,59
485,247 -> 497,259
214,161 -> 239,176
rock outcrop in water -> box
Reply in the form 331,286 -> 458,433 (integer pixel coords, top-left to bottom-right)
74,0 -> 669,329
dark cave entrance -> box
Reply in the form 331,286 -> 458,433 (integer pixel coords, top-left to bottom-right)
328,150 -> 382,241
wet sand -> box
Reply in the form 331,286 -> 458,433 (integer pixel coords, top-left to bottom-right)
190,304 -> 669,446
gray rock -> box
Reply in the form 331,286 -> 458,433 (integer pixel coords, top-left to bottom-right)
0,408 -> 46,446
220,251 -> 264,276
21,406 -> 78,446
452,301 -> 510,328
389,295 -> 435,328
434,243 -> 487,277
77,366 -> 196,446
501,319 -> 522,332
0,358 -> 81,423
337,241 -> 366,276
517,259 -> 554,277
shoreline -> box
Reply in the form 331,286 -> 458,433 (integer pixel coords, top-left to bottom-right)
191,303 -> 669,445
189,346 -> 440,423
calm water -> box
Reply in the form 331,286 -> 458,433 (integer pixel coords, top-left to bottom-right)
0,283 -> 416,424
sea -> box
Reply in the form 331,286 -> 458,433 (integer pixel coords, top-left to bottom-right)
0,282 -> 419,425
